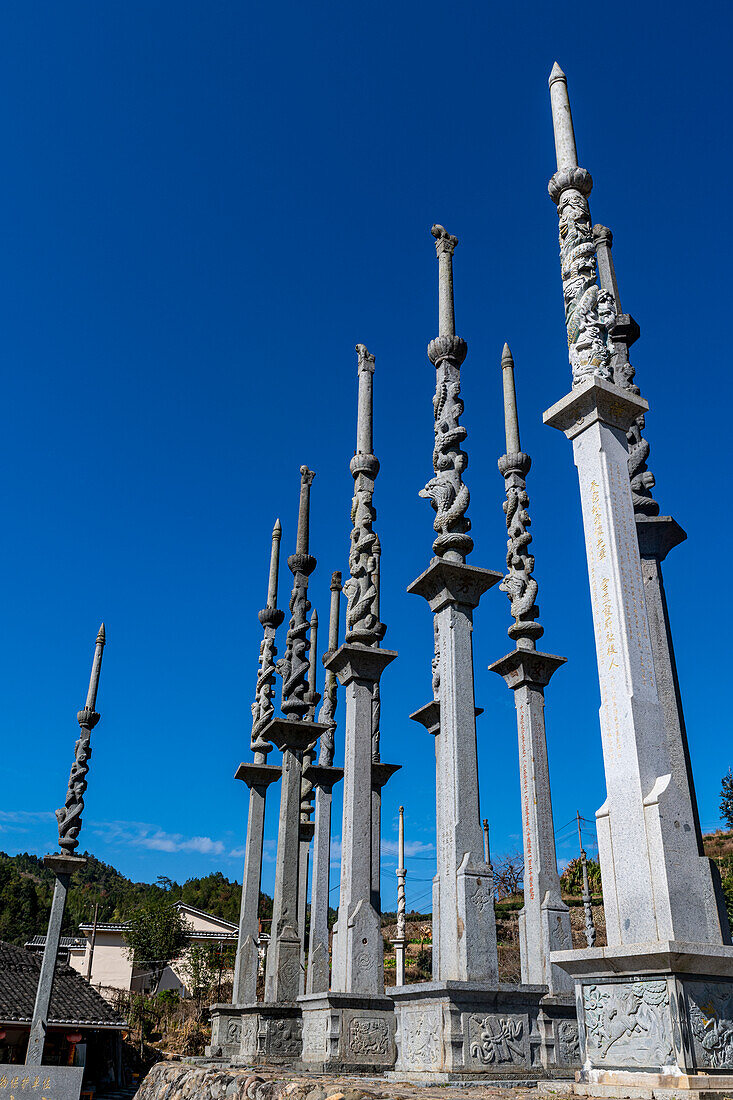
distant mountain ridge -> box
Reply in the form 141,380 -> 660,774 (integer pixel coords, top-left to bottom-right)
0,850 -> 272,948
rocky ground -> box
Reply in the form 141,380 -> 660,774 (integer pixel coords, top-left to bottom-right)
136,1062 -> 574,1100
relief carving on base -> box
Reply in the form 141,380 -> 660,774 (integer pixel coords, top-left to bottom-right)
557,1019 -> 580,1065
583,981 -> 673,1068
302,1016 -> 327,1061
240,1015 -> 258,1057
400,1008 -> 442,1069
468,1015 -> 525,1065
686,981 -> 733,1069
348,1017 -> 390,1058
265,1017 -> 302,1057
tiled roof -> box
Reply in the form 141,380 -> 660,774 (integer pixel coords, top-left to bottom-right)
24,936 -> 86,949
173,901 -> 238,931
0,942 -> 126,1029
78,922 -> 130,932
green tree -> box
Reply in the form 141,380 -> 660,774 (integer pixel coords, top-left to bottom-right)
560,856 -> 602,897
721,770 -> 733,830
123,899 -> 190,992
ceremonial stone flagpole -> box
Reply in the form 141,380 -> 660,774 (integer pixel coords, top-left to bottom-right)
25,625 -> 106,1076
297,610 -> 319,994
237,467 -> 328,1065
544,64 -> 733,1093
211,522 -> 284,1057
393,806 -> 407,987
300,344 -> 398,1071
576,813 -> 596,949
304,572 -> 344,995
410,225 -> 500,986
392,229 -> 555,1080
592,221 -> 729,935
488,344 -> 573,998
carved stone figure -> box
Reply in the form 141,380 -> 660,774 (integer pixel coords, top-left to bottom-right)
401,1008 -> 442,1068
551,181 -> 617,386
469,1016 -> 525,1065
348,1018 -> 390,1057
687,982 -> 733,1069
583,981 -> 673,1067
344,345 -> 386,647
278,467 -> 317,719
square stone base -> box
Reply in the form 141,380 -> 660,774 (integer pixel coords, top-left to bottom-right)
210,1002 -> 302,1064
386,981 -> 579,1078
298,990 -> 396,1071
208,1002 -> 245,1058
550,942 -> 733,1083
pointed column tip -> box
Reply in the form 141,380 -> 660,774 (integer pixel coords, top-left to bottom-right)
310,609 -> 318,624
97,623 -> 106,644
502,342 -> 513,365
549,61 -> 566,85
273,518 -> 282,536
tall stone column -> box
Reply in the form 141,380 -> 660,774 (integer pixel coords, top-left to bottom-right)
391,231 -> 561,1080
409,225 -> 500,984
231,521 -> 284,1008
297,610 -> 320,994
229,467 -> 328,1066
488,344 -> 572,994
27,625 -> 105,1066
543,64 -> 733,1090
300,346 -> 397,1072
592,221 -> 729,937
394,805 -> 407,986
305,572 -> 344,995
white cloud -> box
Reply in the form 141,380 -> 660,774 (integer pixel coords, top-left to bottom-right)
91,820 -> 225,856
381,839 -> 435,859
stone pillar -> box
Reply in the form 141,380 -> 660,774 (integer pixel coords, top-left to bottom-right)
394,806 -> 407,987
229,467 -> 328,1066
299,346 -> 397,1072
593,221 -> 729,937
410,226 -> 500,984
488,344 -> 572,994
231,521 -> 284,1010
305,574 -> 344,996
297,610 -> 320,994
577,813 -> 596,949
27,626 -> 105,1066
542,64 -> 733,1091
390,230 -> 576,1079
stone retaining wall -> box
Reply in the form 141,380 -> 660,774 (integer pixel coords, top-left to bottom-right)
136,1063 -> 382,1100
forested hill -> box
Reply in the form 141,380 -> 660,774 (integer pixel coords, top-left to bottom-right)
0,851 -> 271,948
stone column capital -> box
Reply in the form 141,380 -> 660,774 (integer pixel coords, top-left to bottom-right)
371,761 -> 401,791
543,375 -> 648,439
356,343 -> 375,372
409,699 -> 482,736
260,716 -> 325,753
409,700 -> 440,736
488,648 -> 567,689
234,761 -> 282,789
258,606 -> 285,628
324,642 -> 397,686
43,853 -> 87,874
408,558 -> 501,612
431,223 -> 458,255
427,333 -> 467,366
548,165 -> 593,204
77,706 -> 100,729
302,763 -> 344,791
635,514 -> 687,561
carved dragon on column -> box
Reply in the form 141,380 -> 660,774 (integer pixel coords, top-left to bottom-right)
344,346 -> 386,648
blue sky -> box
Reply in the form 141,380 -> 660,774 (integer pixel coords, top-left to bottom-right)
3,0 -> 732,914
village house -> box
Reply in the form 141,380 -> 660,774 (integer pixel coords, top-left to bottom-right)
0,941 -> 126,1090
26,901 -> 237,997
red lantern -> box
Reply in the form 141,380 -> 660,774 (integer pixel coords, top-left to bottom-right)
0,1031 -> 6,1041
67,1032 -> 82,1044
